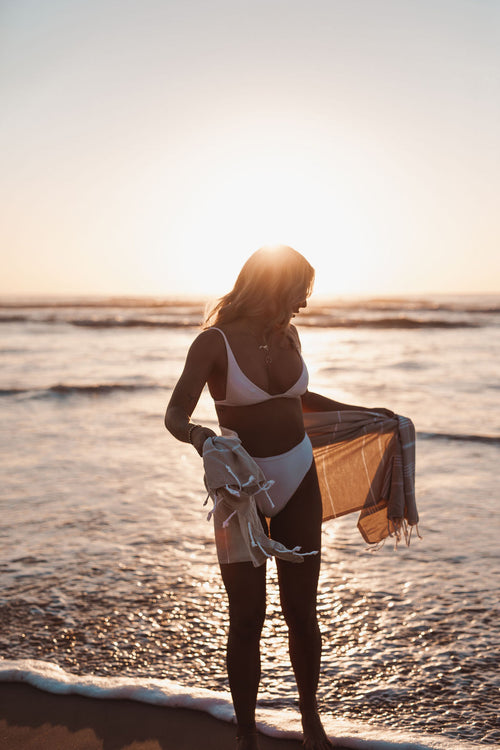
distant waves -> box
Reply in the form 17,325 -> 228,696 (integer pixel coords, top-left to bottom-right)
2,295 -> 499,330
0,315 -> 201,328
417,431 -> 500,445
2,381 -> 499,448
0,383 -> 162,398
0,313 -> 484,329
298,317 -> 479,329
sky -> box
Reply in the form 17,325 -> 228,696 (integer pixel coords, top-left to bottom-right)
1,0 -> 499,298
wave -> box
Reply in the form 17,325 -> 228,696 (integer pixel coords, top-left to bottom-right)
417,431 -> 500,445
0,297 -> 206,310
313,301 -> 500,315
299,317 -> 479,329
0,315 -> 201,328
0,314 -> 29,323
2,382 -> 499,448
70,316 -> 482,330
0,314 -> 483,330
0,383 -> 161,398
1,294 -> 499,314
70,318 -> 199,328
0,659 -> 480,750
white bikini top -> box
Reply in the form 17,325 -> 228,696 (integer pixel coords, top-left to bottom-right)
211,327 -> 309,407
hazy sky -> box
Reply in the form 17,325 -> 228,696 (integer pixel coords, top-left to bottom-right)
1,0 -> 499,297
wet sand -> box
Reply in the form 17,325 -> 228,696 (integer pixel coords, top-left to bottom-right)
0,683 -> 351,750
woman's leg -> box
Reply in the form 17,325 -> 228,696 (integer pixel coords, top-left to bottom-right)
219,558 -> 267,748
270,462 -> 333,749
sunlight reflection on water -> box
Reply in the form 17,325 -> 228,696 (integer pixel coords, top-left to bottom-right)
2,314 -> 500,744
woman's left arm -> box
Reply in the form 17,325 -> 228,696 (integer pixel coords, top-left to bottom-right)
302,390 -> 367,413
301,390 -> 395,418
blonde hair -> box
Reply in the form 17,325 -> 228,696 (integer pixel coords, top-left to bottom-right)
203,245 -> 315,331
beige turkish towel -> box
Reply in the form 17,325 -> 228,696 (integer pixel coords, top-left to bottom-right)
304,410 -> 418,546
202,435 -> 319,567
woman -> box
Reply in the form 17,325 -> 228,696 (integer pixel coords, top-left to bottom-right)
165,246 -> 364,749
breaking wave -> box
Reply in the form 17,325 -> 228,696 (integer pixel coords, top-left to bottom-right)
0,659 -> 483,750
0,383 -> 161,398
0,314 -> 483,330
417,431 -> 500,445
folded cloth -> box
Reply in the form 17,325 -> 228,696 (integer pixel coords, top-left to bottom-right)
202,435 -> 319,567
304,410 -> 419,546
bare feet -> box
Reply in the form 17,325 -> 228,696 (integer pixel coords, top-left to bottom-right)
301,710 -> 334,749
236,730 -> 261,750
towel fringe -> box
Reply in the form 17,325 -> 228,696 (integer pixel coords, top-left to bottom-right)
224,484 -> 241,496
224,464 -> 242,490
222,509 -> 238,528
247,521 -> 257,548
256,539 -> 272,559
382,518 -> 423,549
366,539 -> 386,552
204,491 -> 217,521
252,479 -> 275,509
247,521 -> 272,559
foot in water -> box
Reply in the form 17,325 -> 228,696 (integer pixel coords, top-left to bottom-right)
301,710 -> 334,749
236,730 -> 260,750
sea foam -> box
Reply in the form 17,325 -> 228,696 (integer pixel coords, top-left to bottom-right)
0,659 -> 482,750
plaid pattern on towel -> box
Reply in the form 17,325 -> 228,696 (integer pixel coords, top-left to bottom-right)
304,410 -> 418,546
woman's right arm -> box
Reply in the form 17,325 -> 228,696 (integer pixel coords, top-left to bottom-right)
164,331 -> 219,455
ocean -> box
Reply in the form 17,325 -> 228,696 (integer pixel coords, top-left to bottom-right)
1,294 -> 499,749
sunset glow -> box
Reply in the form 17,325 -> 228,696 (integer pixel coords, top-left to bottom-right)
1,0 -> 499,297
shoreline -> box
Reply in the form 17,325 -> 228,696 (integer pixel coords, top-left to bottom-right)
0,683 -> 351,750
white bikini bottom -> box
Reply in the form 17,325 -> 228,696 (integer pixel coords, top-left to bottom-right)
251,434 -> 313,516
214,430 -> 314,564
220,429 -> 313,516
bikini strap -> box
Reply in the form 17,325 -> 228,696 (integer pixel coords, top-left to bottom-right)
208,328 -> 234,406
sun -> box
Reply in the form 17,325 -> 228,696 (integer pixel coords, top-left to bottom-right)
132,113 -> 412,298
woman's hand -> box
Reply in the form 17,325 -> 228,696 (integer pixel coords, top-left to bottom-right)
190,425 -> 217,456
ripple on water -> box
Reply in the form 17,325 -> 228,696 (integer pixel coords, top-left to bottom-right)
1,555 -> 499,746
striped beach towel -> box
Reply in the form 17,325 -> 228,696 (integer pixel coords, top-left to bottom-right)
304,410 -> 419,546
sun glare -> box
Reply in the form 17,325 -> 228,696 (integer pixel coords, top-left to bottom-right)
128,105 -> 426,299
137,135 -> 397,297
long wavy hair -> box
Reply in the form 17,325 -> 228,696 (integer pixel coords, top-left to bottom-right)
203,245 -> 315,331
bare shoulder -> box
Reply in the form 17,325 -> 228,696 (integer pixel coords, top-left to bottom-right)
188,327 -> 225,361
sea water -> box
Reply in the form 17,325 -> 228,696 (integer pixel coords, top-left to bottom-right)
1,295 -> 499,749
